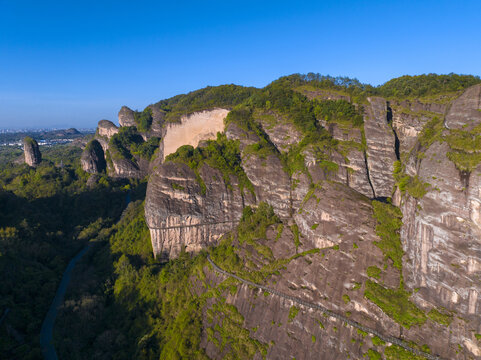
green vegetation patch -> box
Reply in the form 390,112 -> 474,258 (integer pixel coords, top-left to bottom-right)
210,203 -> 318,285
384,344 -> 426,360
313,99 -> 363,128
288,306 -> 300,322
207,301 -> 267,359
445,123 -> 481,171
165,133 -> 254,196
110,126 -> 160,161
367,266 -> 381,279
378,73 -> 481,99
427,308 -> 453,326
364,280 -> 426,329
393,161 -> 430,199
371,201 -> 404,270
365,349 -> 382,360
133,107 -> 153,131
155,84 -> 258,123
372,336 -> 385,346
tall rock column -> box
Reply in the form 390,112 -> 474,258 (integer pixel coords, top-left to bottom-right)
363,97 -> 397,198
23,137 -> 42,167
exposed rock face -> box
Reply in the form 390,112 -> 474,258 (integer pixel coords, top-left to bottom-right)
445,84 -> 481,130
363,97 -> 397,198
162,108 -> 229,160
401,140 -> 481,326
97,120 -> 119,138
256,111 -> 302,152
23,137 -> 41,167
145,162 -> 254,260
85,82 -> 481,359
81,140 -> 106,174
118,106 -> 136,127
320,120 -> 374,198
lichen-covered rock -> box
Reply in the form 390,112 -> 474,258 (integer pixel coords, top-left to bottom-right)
319,120 -> 374,198
401,141 -> 481,318
97,119 -> 119,138
445,84 -> 481,130
364,97 -> 397,198
81,140 -> 106,174
23,137 -> 41,167
256,111 -> 303,152
145,162 -> 254,260
118,106 -> 136,127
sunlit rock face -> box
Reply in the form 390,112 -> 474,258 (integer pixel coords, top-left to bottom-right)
118,106 -> 136,127
363,97 -> 397,198
97,120 -> 118,138
445,84 -> 481,130
80,140 -> 106,174
161,108 -> 230,160
23,137 -> 41,167
145,162 -> 254,260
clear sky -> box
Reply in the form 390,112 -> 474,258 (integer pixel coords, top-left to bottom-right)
1,0 -> 480,129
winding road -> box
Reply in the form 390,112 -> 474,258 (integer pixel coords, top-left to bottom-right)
40,244 -> 91,360
207,256 -> 441,360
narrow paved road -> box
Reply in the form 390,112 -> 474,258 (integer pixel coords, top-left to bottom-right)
40,244 -> 91,360
207,256 -> 441,360
40,190 -> 132,359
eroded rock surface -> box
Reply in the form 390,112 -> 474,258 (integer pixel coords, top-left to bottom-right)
80,140 -> 106,174
23,137 -> 41,167
445,84 -> 481,130
364,97 -> 397,198
145,162 -> 254,260
118,106 -> 136,127
97,120 -> 119,138
162,108 -> 229,160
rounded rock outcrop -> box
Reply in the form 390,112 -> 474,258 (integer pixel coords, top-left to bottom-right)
97,120 -> 119,138
23,136 -> 42,167
81,139 -> 106,174
118,106 -> 136,127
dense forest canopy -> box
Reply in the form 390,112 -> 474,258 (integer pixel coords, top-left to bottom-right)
132,73 -> 481,121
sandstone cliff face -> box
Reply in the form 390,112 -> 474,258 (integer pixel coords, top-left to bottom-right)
445,84 -> 481,130
85,81 -> 481,358
363,97 -> 397,198
97,120 -> 119,138
118,106 -> 136,127
161,108 -> 229,160
80,140 -> 106,174
145,162 -> 254,260
396,86 -> 481,358
23,137 -> 41,167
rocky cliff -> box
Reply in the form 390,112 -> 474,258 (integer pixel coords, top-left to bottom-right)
23,136 -> 41,167
141,79 -> 481,359
78,75 -> 481,359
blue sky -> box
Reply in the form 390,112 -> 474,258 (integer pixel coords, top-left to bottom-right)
1,0 -> 480,129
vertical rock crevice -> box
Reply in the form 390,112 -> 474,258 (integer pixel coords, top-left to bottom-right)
387,103 -> 401,161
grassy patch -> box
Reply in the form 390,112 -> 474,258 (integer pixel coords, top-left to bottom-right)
367,266 -> 381,279
342,294 -> 351,304
393,161 -> 430,199
372,336 -> 385,346
288,306 -> 300,322
371,201 -> 404,271
384,345 -> 425,360
165,133 -> 254,196
171,183 -> 185,191
364,280 -> 426,329
427,308 -> 453,326
365,349 -> 382,360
